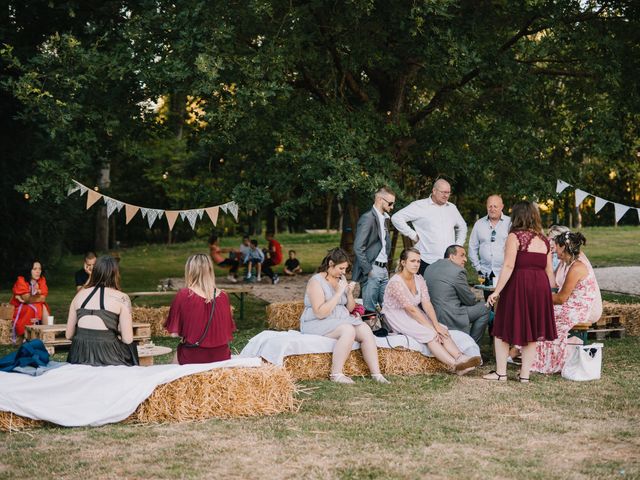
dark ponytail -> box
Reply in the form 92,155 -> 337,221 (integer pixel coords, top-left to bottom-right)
317,248 -> 351,273
555,231 -> 587,259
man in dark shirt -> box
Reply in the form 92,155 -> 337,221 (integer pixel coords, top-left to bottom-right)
75,252 -> 96,291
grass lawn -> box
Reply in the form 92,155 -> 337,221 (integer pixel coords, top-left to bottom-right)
1,227 -> 639,479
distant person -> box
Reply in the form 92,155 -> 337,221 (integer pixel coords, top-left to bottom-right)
244,239 -> 265,282
299,248 -> 389,384
238,235 -> 251,261
75,251 -> 97,291
284,250 -> 303,276
383,248 -> 482,375
66,255 -> 139,366
484,201 -> 557,383
352,186 -> 395,314
10,260 -> 51,344
208,233 -> 240,283
547,225 -> 602,324
392,179 -> 467,276
262,232 -> 282,284
532,232 -> 600,374
423,245 -> 490,344
468,195 -> 511,290
165,254 -> 236,364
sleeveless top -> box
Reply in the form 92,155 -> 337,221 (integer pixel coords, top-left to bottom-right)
76,286 -> 121,333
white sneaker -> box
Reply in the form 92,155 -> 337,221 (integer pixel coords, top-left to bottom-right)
227,275 -> 238,283
256,275 -> 262,282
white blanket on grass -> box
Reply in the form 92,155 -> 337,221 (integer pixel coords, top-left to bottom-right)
239,330 -> 480,366
0,356 -> 262,427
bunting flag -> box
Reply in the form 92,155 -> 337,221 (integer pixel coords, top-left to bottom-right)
594,196 -> 608,214
86,189 -> 102,209
574,189 -> 590,208
205,206 -> 219,226
125,204 -> 139,224
614,203 -> 630,223
165,210 -> 180,231
556,180 -> 571,194
69,179 -> 239,230
637,208 -> 640,223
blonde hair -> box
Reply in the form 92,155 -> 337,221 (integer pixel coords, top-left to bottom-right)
184,254 -> 217,302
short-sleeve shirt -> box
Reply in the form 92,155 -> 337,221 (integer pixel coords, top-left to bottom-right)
285,258 -> 300,271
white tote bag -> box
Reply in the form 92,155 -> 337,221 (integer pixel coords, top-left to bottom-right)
561,343 -> 603,381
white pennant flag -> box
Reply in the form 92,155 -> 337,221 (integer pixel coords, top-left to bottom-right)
574,189 -> 590,208
556,179 -> 571,194
637,208 -> 640,223
227,201 -> 239,221
594,196 -> 608,213
614,203 -> 630,223
104,197 -> 125,218
67,183 -> 81,196
146,209 -> 164,228
181,210 -> 199,229
78,184 -> 88,196
197,209 -> 204,219
140,207 -> 149,219
220,203 -> 229,214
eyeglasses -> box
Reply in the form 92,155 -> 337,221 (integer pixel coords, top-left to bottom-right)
491,229 -> 496,242
381,198 -> 395,207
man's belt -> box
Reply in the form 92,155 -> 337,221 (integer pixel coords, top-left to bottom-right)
373,261 -> 387,268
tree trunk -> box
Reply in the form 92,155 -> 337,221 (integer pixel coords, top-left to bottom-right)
337,201 -> 344,232
574,206 -> 582,228
94,160 -> 110,252
325,193 -> 334,231
340,193 -> 359,255
167,92 -> 187,140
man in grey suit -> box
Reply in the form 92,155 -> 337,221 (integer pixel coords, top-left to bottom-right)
423,245 -> 490,344
352,186 -> 396,313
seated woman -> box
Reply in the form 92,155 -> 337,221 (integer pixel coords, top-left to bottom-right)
531,232 -> 599,374
548,225 -> 602,323
66,255 -> 139,366
165,254 -> 236,365
383,248 -> 482,375
299,248 -> 389,384
10,260 -> 51,344
208,233 -> 240,283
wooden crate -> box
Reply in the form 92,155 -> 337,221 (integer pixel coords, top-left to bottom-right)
588,315 -> 625,340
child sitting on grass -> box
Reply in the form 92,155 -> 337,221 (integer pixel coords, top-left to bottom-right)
244,240 -> 265,282
284,250 -> 303,276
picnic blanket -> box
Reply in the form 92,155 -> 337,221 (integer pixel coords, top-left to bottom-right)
239,330 -> 480,366
0,356 -> 262,427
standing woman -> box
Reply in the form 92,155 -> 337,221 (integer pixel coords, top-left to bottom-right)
484,201 -> 557,382
165,254 -> 236,364
66,255 -> 138,366
10,260 -> 50,344
300,248 -> 389,384
383,248 -> 482,374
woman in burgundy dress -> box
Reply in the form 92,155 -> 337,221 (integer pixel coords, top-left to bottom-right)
484,201 -> 557,382
165,254 -> 236,364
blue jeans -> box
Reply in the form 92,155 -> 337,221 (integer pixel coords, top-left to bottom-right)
360,264 -> 389,312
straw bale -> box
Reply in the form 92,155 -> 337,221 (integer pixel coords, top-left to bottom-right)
266,301 -> 304,331
0,318 -> 13,345
0,365 -> 299,431
602,302 -> 640,336
132,306 -> 171,336
283,348 -> 447,381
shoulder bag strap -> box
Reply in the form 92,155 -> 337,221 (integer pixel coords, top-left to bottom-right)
182,289 -> 217,348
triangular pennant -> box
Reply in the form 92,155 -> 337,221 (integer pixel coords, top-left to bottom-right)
125,204 -> 139,224
78,184 -> 88,196
205,206 -> 219,226
67,183 -> 81,196
86,189 -> 102,209
594,196 -> 608,214
140,207 -> 149,219
637,208 -> 640,224
227,201 -> 239,221
220,203 -> 229,214
104,197 -> 124,218
197,209 -> 204,219
574,189 -> 589,208
182,209 -> 199,229
165,211 -> 180,231
146,209 -> 161,228
614,203 -> 630,223
556,179 -> 571,194
180,211 -> 187,220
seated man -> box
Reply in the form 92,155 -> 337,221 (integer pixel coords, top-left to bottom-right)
75,252 -> 96,291
208,233 -> 240,283
423,245 -> 489,344
243,239 -> 265,282
284,250 -> 303,276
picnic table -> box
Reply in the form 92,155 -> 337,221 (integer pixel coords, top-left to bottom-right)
128,285 -> 253,322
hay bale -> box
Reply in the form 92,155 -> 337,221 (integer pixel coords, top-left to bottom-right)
0,365 -> 299,431
266,301 -> 304,331
603,302 -> 640,336
132,306 -> 171,336
0,318 -> 13,345
283,348 -> 447,381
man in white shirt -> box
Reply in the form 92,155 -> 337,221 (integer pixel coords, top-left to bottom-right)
468,194 -> 511,288
391,179 -> 467,276
352,187 -> 395,313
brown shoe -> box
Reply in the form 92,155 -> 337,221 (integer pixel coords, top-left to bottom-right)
454,355 -> 482,371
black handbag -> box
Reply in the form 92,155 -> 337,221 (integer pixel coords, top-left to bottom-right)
182,289 -> 216,348
361,311 -> 390,337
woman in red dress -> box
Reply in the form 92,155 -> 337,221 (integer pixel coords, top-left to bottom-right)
484,201 -> 557,383
10,260 -> 50,344
164,254 -> 236,364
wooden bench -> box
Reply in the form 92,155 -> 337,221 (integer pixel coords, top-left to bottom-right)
569,323 -> 591,343
25,323 -> 151,355
569,315 -> 626,342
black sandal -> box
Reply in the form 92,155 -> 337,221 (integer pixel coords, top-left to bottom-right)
518,376 -> 530,383
483,370 -> 507,382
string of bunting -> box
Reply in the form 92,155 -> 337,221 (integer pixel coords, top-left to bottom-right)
556,179 -> 640,223
67,179 -> 239,231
